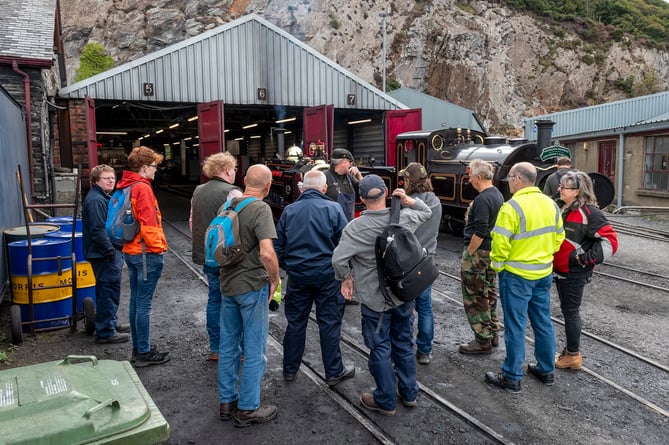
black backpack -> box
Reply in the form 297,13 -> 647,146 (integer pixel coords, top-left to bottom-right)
375,196 -> 439,305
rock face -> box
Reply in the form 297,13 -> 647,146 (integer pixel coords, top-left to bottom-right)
59,0 -> 669,133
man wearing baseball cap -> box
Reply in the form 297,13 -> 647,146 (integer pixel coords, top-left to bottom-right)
324,148 -> 362,222
332,174 -> 432,416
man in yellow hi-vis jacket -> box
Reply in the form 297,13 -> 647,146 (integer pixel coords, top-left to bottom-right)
486,162 -> 565,394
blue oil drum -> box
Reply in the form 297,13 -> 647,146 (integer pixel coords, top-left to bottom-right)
8,238 -> 74,330
45,231 -> 83,262
45,216 -> 82,233
7,238 -> 73,275
74,261 -> 96,313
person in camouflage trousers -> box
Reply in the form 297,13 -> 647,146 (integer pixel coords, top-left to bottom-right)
459,159 -> 504,354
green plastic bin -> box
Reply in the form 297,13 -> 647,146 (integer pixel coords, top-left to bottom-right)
0,356 -> 169,444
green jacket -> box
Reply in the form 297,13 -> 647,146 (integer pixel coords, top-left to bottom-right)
491,187 -> 565,280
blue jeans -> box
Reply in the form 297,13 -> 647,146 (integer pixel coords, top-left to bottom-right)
218,285 -> 269,411
414,285 -> 434,355
498,271 -> 555,381
361,302 -> 418,411
90,249 -> 123,339
283,276 -> 344,378
125,253 -> 164,354
204,264 -> 222,353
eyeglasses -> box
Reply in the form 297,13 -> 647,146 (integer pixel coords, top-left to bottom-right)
147,164 -> 158,169
558,184 -> 578,190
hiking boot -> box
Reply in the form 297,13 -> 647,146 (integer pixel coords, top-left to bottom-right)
491,334 -> 499,348
233,405 -> 278,428
134,348 -> 170,367
325,364 -> 355,387
416,351 -> 431,365
95,333 -> 130,344
484,372 -> 521,394
219,400 -> 238,421
458,339 -> 492,354
396,390 -> 417,408
283,372 -> 296,382
527,364 -> 555,386
360,393 -> 396,416
555,348 -> 582,370
115,323 -> 131,333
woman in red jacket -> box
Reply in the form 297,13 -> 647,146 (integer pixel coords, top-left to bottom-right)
552,171 -> 618,370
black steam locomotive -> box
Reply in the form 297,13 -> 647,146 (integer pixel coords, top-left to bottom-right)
265,120 -> 613,230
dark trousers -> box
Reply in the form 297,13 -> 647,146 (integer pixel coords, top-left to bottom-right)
283,277 -> 344,379
555,274 -> 591,353
90,250 -> 123,338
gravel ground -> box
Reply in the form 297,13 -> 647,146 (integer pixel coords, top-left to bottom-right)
1,199 -> 667,444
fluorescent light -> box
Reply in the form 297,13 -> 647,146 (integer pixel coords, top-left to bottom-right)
234,137 -> 244,141
155,129 -> 164,134
138,136 -> 144,141
183,137 -> 192,141
187,115 -> 198,122
96,131 -> 127,135
275,117 -> 296,124
284,131 -> 292,135
250,135 -> 261,139
224,129 -> 230,133
192,143 -> 199,147
172,141 -> 180,145
169,123 -> 180,129
242,123 -> 258,129
347,118 -> 372,125
143,134 -> 151,138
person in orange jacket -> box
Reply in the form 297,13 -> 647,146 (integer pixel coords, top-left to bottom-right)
116,146 -> 169,367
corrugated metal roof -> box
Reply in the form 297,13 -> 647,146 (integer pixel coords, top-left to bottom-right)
0,0 -> 56,61
59,14 -> 406,111
524,91 -> 669,139
387,87 -> 484,132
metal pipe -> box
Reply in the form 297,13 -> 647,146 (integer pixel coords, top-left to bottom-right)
617,132 -> 625,209
12,60 -> 34,197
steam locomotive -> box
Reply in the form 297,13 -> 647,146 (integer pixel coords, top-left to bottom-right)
265,120 -> 614,230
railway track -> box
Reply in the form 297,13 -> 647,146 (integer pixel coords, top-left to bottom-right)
162,218 -> 507,444
437,270 -> 669,417
162,213 -> 668,444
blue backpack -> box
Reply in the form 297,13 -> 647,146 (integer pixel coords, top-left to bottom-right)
204,197 -> 257,268
106,184 -> 139,245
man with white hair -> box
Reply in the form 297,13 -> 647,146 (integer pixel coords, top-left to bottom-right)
275,170 -> 354,386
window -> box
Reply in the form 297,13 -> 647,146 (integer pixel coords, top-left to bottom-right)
643,136 -> 669,192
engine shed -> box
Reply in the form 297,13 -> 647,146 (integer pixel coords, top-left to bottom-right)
56,14 -> 422,187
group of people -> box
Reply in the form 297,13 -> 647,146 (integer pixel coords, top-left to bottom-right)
84,147 -> 618,429
459,157 -> 618,394
82,146 -> 170,367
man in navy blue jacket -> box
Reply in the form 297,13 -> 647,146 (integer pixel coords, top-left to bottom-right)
274,170 -> 355,386
82,164 -> 130,344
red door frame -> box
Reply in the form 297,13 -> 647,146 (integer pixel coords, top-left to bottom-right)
598,141 -> 616,183
385,108 -> 422,168
85,95 -> 98,172
303,104 -> 334,158
197,100 -> 225,183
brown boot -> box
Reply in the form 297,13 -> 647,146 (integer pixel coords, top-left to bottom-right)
458,339 -> 492,354
555,348 -> 582,370
491,334 -> 499,348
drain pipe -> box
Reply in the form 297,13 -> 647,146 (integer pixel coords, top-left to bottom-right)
12,60 -> 34,197
617,132 -> 625,209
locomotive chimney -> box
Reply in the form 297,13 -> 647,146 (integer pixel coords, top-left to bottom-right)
272,128 -> 286,159
535,120 -> 555,151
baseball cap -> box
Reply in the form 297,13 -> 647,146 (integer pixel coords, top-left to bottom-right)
398,162 -> 427,180
359,174 -> 387,200
331,148 -> 354,161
